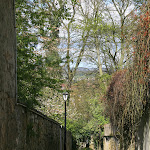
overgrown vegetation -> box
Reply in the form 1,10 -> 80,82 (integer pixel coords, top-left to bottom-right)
105,3 -> 150,149
16,0 -> 65,107
16,0 -> 149,149
66,76 -> 110,148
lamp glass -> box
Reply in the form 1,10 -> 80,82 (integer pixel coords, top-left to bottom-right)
63,92 -> 68,101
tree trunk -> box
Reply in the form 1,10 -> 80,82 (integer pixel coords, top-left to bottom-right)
95,37 -> 103,76
0,0 -> 17,149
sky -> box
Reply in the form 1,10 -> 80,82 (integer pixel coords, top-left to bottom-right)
58,0 -> 135,69
35,0 -> 135,69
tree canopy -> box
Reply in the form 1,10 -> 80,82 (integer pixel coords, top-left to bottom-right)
16,0 -> 65,107
16,0 -> 149,149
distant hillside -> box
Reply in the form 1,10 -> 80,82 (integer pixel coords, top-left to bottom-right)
74,67 -> 107,81
75,67 -> 107,75
62,67 -> 108,81
76,67 -> 97,72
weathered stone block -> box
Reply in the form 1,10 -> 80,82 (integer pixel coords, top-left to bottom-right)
104,124 -> 114,136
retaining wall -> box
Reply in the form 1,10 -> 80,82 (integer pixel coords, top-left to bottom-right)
15,103 -> 72,150
103,124 -> 119,150
136,105 -> 150,150
0,1 -> 72,149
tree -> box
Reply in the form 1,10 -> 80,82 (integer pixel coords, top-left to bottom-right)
103,0 -> 135,71
66,78 -> 109,148
79,0 -> 105,76
77,0 -> 135,73
16,0 -> 65,107
54,0 -> 93,89
105,3 -> 150,149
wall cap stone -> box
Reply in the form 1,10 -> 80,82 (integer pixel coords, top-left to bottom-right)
16,103 -> 62,127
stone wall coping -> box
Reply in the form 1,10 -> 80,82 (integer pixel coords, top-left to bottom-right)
16,102 -> 63,128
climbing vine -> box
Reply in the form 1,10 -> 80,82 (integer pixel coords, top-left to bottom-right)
105,3 -> 149,149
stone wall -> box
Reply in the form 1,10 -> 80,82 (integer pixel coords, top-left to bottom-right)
103,136 -> 119,150
15,103 -> 72,150
0,1 -> 73,150
103,124 -> 119,150
0,0 -> 17,149
1,102 -> 73,150
136,106 -> 150,150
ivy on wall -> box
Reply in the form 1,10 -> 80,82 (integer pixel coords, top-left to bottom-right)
105,3 -> 150,149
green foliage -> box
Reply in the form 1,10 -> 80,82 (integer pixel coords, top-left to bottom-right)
65,78 -> 109,147
97,73 -> 112,95
16,0 -> 65,107
105,5 -> 150,149
133,0 -> 147,6
83,99 -> 109,134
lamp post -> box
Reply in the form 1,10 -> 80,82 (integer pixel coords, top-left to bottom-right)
63,92 -> 68,150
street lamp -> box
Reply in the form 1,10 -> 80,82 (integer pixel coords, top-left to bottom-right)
63,92 -> 68,150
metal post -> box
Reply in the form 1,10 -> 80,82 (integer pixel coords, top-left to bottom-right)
64,100 -> 67,150
60,125 -> 62,150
